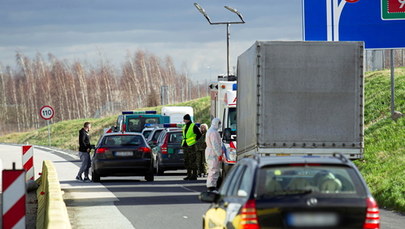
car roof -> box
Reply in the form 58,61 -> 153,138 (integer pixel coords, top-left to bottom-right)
255,155 -> 353,168
102,132 -> 143,137
123,114 -> 161,118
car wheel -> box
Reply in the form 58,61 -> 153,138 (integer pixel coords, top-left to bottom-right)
92,170 -> 101,182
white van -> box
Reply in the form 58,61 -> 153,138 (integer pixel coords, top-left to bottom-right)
161,106 -> 194,124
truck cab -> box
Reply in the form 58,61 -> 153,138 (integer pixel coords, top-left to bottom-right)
209,77 -> 237,177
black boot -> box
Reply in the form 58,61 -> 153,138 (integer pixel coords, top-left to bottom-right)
183,169 -> 191,180
189,170 -> 198,180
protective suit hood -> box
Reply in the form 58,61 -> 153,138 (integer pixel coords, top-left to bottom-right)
210,118 -> 221,130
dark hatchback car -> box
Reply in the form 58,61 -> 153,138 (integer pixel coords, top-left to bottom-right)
91,133 -> 154,182
152,128 -> 185,175
200,155 -> 380,229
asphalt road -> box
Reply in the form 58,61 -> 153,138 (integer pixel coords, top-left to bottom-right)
99,172 -> 210,229
0,144 -> 404,229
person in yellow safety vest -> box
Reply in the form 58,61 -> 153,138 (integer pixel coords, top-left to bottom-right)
182,114 -> 202,180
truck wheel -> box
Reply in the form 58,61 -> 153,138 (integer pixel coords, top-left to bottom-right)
92,171 -> 100,182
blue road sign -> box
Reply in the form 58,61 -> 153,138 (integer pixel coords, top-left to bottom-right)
303,0 -> 405,49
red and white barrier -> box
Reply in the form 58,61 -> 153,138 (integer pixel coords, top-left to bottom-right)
2,169 -> 26,229
22,145 -> 34,181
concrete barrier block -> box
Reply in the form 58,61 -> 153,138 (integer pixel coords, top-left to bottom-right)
36,160 -> 71,229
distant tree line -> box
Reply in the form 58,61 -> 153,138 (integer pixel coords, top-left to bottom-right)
0,51 -> 207,134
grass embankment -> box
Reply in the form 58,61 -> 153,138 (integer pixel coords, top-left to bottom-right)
0,96 -> 210,151
0,69 -> 404,212
355,68 -> 405,212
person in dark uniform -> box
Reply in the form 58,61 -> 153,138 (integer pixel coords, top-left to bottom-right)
182,114 -> 202,180
195,123 -> 208,177
76,122 -> 92,182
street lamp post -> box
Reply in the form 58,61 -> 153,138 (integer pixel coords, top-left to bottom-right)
194,3 -> 245,77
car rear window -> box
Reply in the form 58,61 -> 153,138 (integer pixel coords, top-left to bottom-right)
168,132 -> 183,144
103,135 -> 144,146
151,129 -> 163,141
256,165 -> 366,198
142,130 -> 152,139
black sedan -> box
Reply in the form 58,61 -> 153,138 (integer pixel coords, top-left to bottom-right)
91,132 -> 154,182
200,154 -> 380,229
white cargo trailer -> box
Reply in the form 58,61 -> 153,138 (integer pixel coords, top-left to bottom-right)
161,106 -> 194,124
236,41 -> 364,160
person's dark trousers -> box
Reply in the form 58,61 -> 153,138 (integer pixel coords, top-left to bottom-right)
196,149 -> 207,176
77,151 -> 91,179
183,145 -> 198,180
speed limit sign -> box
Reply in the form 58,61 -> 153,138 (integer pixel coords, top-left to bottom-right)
39,105 -> 55,120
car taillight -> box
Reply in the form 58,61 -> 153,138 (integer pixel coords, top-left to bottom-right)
363,197 -> 380,229
138,147 -> 151,153
106,128 -> 112,133
96,147 -> 107,154
161,135 -> 168,154
240,199 -> 260,229
122,124 -> 126,131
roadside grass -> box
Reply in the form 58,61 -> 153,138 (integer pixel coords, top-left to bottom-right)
355,67 -> 405,212
1,68 -> 404,212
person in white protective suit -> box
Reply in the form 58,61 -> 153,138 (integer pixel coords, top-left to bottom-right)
205,118 -> 222,191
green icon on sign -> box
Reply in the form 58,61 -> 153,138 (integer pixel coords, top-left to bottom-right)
382,0 -> 405,20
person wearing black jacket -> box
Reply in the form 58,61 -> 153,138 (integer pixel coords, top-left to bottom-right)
76,122 -> 92,182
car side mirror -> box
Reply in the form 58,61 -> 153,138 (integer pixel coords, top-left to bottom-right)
199,191 -> 220,203
223,128 -> 232,143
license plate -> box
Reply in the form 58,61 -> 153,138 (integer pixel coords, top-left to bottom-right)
115,152 -> 133,157
178,149 -> 183,154
287,213 -> 338,227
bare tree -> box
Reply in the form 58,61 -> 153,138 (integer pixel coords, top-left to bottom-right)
0,50 -> 208,135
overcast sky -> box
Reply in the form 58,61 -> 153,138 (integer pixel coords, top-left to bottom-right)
0,0 -> 302,81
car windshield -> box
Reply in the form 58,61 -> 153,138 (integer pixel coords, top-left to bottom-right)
256,165 -> 366,199
103,135 -> 144,146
